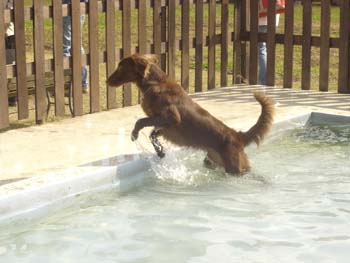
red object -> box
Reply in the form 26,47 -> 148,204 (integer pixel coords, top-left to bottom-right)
259,0 -> 285,17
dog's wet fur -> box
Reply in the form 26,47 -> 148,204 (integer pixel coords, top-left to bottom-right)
107,54 -> 275,175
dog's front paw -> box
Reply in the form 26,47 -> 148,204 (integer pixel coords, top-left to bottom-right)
157,151 -> 165,158
131,129 -> 139,141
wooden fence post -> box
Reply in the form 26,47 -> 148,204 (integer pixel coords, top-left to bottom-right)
233,0 -> 246,84
106,0 -> 116,109
168,0 -> 176,80
221,0 -> 229,87
14,0 -> 28,119
319,0 -> 330,92
338,0 -> 350,94
283,0 -> 294,89
0,1 -> 9,129
249,0 -> 258,85
89,0 -> 100,113
122,0 -> 132,106
34,0 -> 46,123
301,0 -> 312,90
153,0 -> 162,63
208,0 -> 216,90
53,0 -> 65,116
181,0 -> 190,92
71,1 -> 83,116
195,0 -> 203,92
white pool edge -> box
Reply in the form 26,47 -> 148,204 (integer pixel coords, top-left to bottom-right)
0,158 -> 151,225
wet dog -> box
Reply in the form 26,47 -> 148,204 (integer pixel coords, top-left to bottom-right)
107,54 -> 274,175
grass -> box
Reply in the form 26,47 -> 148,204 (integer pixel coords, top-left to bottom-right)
6,2 -> 342,128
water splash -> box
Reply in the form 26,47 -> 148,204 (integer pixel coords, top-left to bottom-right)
149,148 -> 213,186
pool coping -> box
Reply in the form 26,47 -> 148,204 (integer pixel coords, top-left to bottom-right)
0,111 -> 349,225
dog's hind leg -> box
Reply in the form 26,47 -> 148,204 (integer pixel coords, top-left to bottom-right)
150,129 -> 165,158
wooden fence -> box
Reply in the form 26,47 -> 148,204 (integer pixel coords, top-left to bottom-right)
0,0 -> 349,130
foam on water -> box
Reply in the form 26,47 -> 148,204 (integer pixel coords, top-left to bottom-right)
0,124 -> 349,263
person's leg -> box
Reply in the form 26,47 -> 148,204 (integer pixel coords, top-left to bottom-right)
63,15 -> 88,92
80,15 -> 88,92
62,16 -> 72,57
258,25 -> 267,85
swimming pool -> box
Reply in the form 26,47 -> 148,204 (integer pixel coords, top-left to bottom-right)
0,113 -> 349,262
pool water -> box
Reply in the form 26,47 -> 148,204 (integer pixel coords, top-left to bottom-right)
0,124 -> 349,263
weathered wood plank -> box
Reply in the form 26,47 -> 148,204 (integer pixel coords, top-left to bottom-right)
138,0 -> 147,54
89,0 -> 100,112
153,0 -> 162,56
71,1 -> 83,116
34,0 -> 46,123
0,2 -> 9,129
168,0 -> 176,80
233,0 -> 243,84
122,0 -> 132,106
52,0 -> 65,116
301,0 -> 312,90
338,0 -> 350,93
283,0 -> 294,89
106,0 -> 116,109
319,0 -> 330,92
208,0 -> 216,89
181,0 -> 190,91
221,0 -> 229,87
195,0 -> 203,92
160,5 -> 167,71
249,0 -> 258,85
14,0 -> 28,119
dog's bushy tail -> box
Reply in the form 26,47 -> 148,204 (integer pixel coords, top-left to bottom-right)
240,92 -> 275,146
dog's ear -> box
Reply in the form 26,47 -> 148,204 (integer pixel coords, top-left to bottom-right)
140,54 -> 159,65
131,54 -> 159,78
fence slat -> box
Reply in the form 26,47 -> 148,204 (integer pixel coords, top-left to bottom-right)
106,0 -> 116,109
0,2 -> 9,129
138,0 -> 147,54
220,0 -> 229,87
122,0 -> 132,106
266,0 -> 276,86
71,1 -> 83,116
233,0 -> 243,84
283,0 -> 294,89
319,0 -> 330,92
14,0 -> 28,119
153,0 -> 162,56
168,0 -> 176,80
338,0 -> 350,93
34,0 -> 46,123
160,5 -> 167,71
181,0 -> 190,91
249,0 -> 258,85
195,0 -> 203,92
208,0 -> 216,89
301,0 -> 312,90
53,0 -> 65,116
89,0 -> 99,112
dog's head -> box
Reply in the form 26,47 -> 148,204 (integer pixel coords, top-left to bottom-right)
107,54 -> 159,87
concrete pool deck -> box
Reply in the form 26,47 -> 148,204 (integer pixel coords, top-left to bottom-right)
1,85 -> 350,185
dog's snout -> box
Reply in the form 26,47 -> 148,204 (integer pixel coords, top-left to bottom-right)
107,69 -> 121,87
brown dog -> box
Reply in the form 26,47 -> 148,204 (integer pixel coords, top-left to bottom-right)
107,54 -> 274,175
